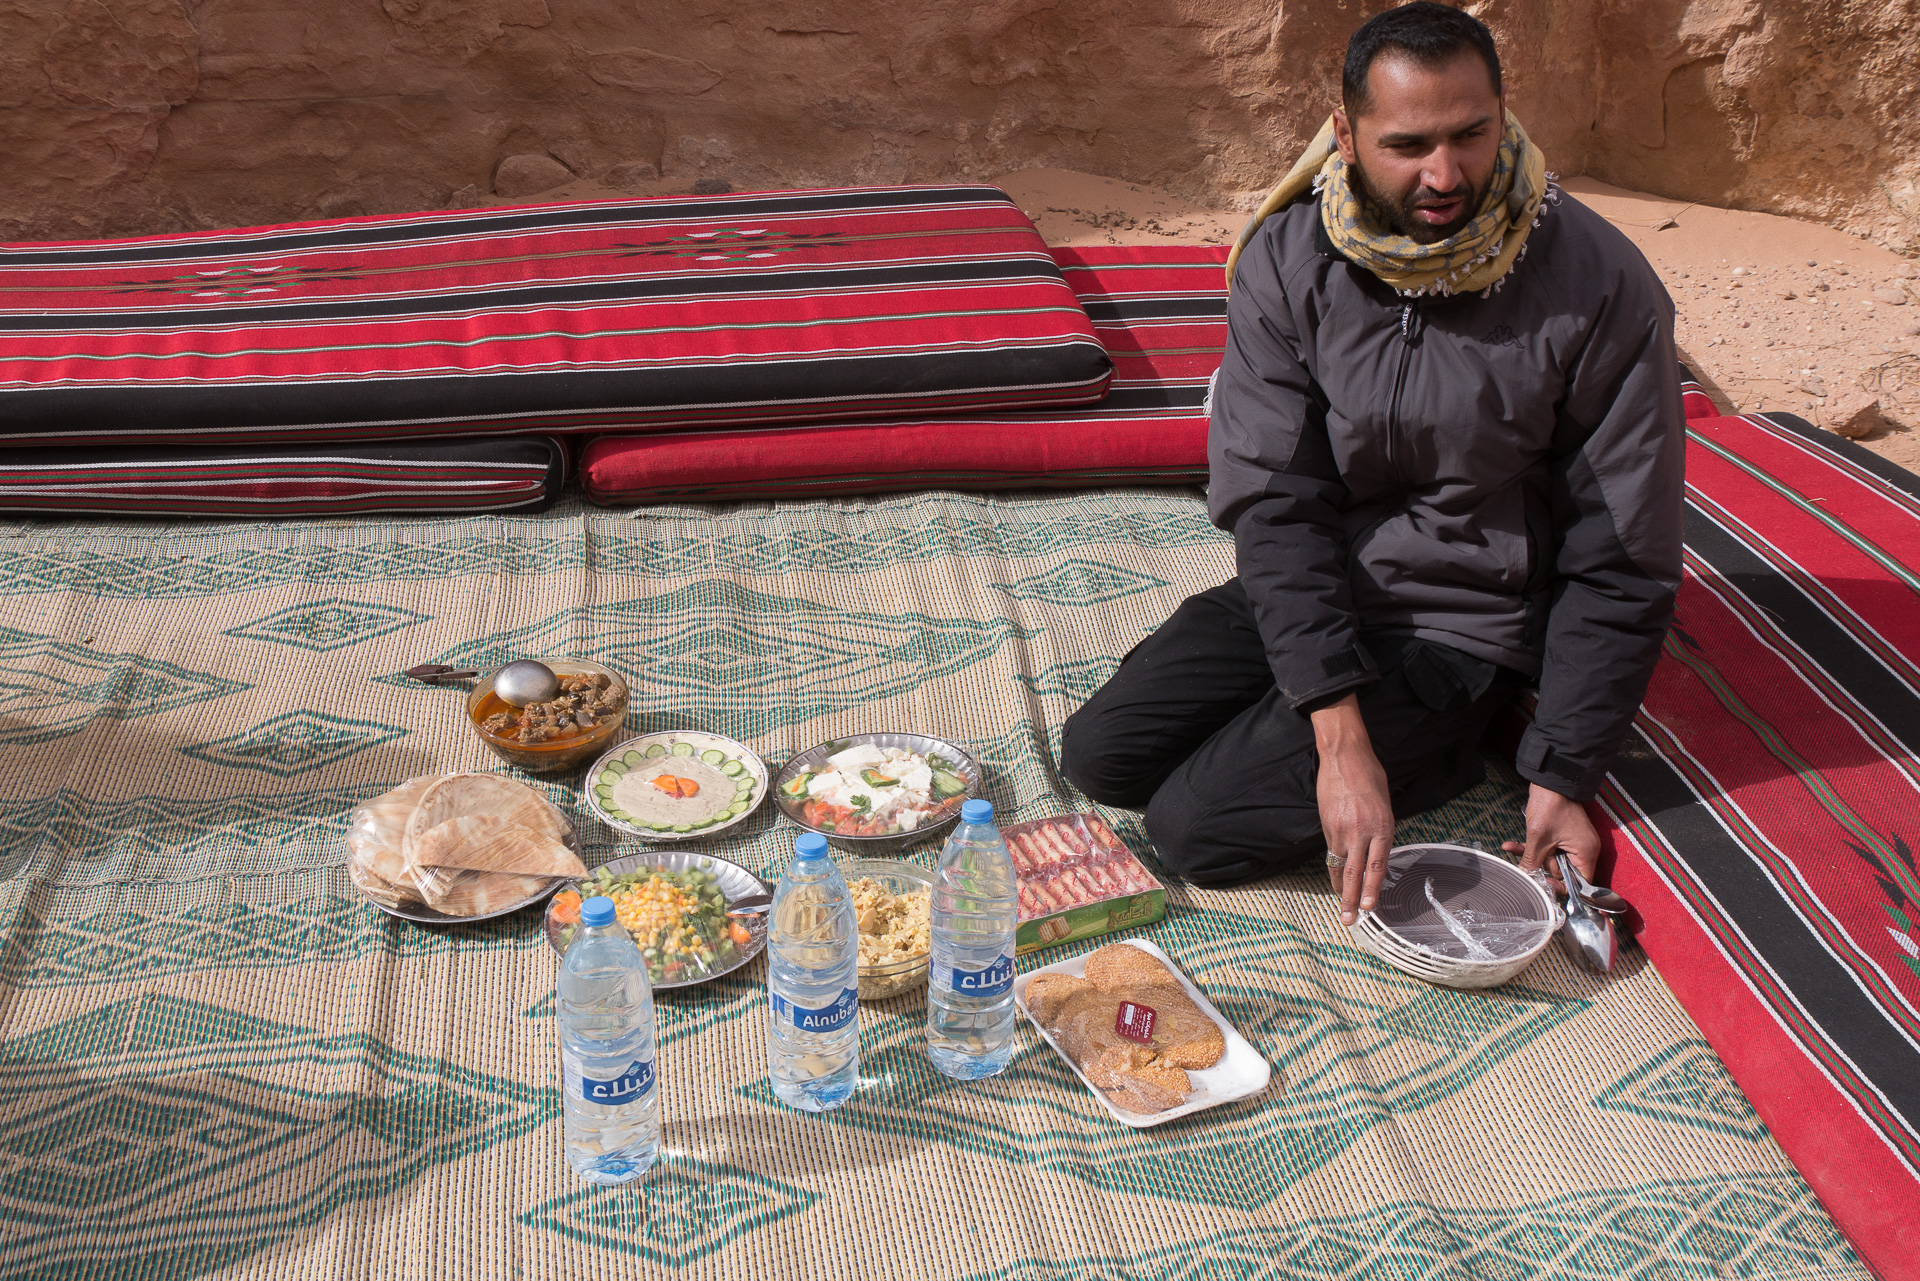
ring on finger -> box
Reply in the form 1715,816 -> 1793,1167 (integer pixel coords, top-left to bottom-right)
1325,851 -> 1347,869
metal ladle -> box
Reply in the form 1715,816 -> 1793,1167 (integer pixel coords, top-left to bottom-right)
1557,852 -> 1618,974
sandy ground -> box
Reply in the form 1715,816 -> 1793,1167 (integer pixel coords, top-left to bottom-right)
997,169 -> 1920,473
490,166 -> 1920,473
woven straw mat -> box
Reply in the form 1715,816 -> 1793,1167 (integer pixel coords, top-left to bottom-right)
0,489 -> 1866,1280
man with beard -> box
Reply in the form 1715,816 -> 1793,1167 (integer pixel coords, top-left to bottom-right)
1060,2 -> 1683,926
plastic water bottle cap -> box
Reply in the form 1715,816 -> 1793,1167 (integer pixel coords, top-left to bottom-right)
794,831 -> 829,859
580,895 -> 616,927
961,798 -> 994,824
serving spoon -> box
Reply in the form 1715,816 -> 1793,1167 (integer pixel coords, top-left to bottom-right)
1556,854 -> 1633,917
1557,852 -> 1618,974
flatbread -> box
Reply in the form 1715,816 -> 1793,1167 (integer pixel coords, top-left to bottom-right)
412,814 -> 587,879
348,775 -> 442,887
348,857 -> 422,908
403,773 -> 568,867
420,868 -> 551,916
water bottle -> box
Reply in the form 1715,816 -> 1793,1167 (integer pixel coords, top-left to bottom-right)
558,895 -> 659,1183
927,798 -> 1019,1079
766,832 -> 860,1111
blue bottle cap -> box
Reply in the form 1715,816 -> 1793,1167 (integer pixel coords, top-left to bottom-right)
961,798 -> 994,824
580,895 -> 616,927
794,831 -> 829,859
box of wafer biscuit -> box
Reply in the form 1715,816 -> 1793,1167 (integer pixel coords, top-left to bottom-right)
1007,812 -> 1166,955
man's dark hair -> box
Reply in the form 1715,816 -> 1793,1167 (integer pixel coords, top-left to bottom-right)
1342,2 -> 1502,119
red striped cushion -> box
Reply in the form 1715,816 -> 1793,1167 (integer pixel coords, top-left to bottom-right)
581,245 -> 1224,503
0,437 -> 564,516
0,187 -> 1110,448
1680,366 -> 1719,420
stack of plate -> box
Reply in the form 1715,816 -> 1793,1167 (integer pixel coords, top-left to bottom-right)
1348,843 -> 1560,989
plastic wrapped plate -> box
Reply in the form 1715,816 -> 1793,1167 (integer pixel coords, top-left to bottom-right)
1349,843 -> 1560,989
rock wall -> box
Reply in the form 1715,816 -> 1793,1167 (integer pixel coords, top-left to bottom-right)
3,0 -> 1916,248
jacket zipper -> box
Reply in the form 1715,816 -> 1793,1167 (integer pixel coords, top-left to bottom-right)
1387,300 -> 1417,477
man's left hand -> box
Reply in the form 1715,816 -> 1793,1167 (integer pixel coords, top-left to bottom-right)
1500,783 -> 1601,893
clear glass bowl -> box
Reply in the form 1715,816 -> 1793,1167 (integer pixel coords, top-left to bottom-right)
844,857 -> 935,1001
465,657 -> 629,773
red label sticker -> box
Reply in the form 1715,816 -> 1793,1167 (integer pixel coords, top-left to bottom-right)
1114,1001 -> 1157,1044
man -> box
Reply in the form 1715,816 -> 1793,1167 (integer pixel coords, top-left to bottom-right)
1060,2 -> 1683,926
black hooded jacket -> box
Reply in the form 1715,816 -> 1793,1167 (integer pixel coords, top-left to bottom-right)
1208,192 -> 1684,801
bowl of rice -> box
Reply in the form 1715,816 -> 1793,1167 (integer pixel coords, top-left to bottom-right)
844,858 -> 934,1000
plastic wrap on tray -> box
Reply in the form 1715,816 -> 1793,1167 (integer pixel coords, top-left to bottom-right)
346,772 -> 582,918
1004,813 -> 1167,954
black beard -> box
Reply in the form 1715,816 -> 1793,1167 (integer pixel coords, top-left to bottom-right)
1349,155 -> 1484,245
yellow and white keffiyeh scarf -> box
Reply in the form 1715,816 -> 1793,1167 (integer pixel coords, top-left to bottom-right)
1226,110 -> 1552,297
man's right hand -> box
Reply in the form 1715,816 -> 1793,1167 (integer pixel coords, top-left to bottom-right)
1311,693 -> 1395,926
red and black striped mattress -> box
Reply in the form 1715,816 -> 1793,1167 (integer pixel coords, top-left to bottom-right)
580,245 -> 1223,503
1585,389 -> 1920,1275
0,186 -> 1111,447
0,436 -> 565,517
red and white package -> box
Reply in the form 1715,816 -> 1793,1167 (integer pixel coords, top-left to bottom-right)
1002,812 -> 1160,922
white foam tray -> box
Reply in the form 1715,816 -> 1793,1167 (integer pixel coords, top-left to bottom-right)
1012,938 -> 1273,1128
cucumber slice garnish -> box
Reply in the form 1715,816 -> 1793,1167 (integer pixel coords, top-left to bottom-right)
671,742 -> 695,757
647,819 -> 673,832
735,778 -> 756,795
594,785 -> 613,800
701,748 -> 724,765
672,823 -> 693,833
645,744 -> 667,759
728,802 -> 748,817
721,760 -> 744,777
599,770 -> 621,788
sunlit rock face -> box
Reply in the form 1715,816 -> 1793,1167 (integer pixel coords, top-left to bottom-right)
2,0 -> 1915,250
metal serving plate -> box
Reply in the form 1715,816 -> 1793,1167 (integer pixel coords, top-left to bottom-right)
772,731 -> 982,854
583,731 -> 769,842
542,849 -> 772,990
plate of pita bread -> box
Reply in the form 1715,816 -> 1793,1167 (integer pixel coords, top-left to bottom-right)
1014,939 -> 1272,1128
347,772 -> 586,922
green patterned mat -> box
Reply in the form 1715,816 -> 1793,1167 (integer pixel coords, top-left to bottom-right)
0,491 -> 1865,1280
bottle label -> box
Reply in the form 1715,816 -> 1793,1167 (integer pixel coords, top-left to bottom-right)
770,987 -> 859,1033
567,1053 -> 655,1105
943,952 -> 1014,998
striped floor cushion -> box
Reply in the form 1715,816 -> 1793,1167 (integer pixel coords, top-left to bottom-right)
0,437 -> 564,516
580,245 -> 1224,503
0,187 -> 1110,448
1573,409 -> 1920,1276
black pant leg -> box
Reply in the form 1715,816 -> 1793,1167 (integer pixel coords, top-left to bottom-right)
1145,639 -> 1521,887
1059,579 -> 1275,806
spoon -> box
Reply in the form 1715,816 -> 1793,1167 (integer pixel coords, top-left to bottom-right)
1557,852 -> 1618,974
1578,887 -> 1632,917
494,659 -> 561,707
725,892 -> 773,918
1559,854 -> 1633,917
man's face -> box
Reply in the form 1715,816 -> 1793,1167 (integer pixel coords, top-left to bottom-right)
1332,51 -> 1505,244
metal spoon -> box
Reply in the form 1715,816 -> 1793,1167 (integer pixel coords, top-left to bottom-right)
1578,887 -> 1632,917
494,659 -> 560,707
725,892 -> 773,918
1558,854 -> 1633,917
1557,852 -> 1618,974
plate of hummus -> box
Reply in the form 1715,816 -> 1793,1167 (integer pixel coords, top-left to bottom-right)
584,732 -> 768,840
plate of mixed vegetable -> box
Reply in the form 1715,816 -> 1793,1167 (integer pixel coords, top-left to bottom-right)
774,731 -> 981,852
545,850 -> 769,989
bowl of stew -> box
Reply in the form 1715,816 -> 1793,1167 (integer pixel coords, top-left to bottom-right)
465,657 -> 629,773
